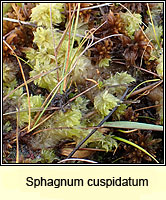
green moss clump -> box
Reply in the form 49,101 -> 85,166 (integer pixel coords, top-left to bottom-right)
113,104 -> 128,120
94,72 -> 135,117
30,27 -> 68,64
19,95 -> 44,127
99,134 -> 118,152
88,134 -> 117,152
3,121 -> 12,132
120,12 -> 142,39
99,58 -> 111,68
33,27 -> 55,52
3,61 -> 22,105
25,27 -> 69,91
30,60 -> 59,91
3,62 -> 17,83
32,149 -> 57,163
103,72 -> 135,96
30,103 -> 82,149
25,24 -> 83,91
25,5 -> 89,92
30,97 -> 117,152
103,72 -> 135,87
30,3 -> 64,28
145,25 -> 163,47
3,79 -> 23,99
94,90 -> 119,116
72,96 -> 90,114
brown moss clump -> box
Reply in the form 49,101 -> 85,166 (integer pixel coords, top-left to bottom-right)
94,10 -> 127,38
65,3 -> 93,22
87,9 -> 141,65
124,28 -> 153,66
3,3 -> 35,60
87,9 -> 129,64
3,3 -> 35,35
122,3 -> 156,13
3,26 -> 34,60
110,3 -> 157,14
121,131 -> 162,163
89,39 -> 113,64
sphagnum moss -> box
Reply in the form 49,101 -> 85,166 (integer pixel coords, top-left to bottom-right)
3,3 -> 163,163
30,97 -> 117,152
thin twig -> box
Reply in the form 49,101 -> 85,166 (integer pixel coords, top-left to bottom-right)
67,83 -> 98,103
57,158 -> 98,164
65,3 -> 113,13
134,104 -> 161,112
3,106 -> 60,116
57,29 -> 101,41
3,17 -> 37,27
134,64 -> 160,78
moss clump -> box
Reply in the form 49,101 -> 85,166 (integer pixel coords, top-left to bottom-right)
32,149 -> 57,163
29,27 -> 68,64
30,3 -> 64,27
25,23 -> 82,91
88,134 -> 118,152
145,25 -> 163,47
25,27 -> 68,91
30,97 -> 117,152
94,72 -> 135,117
99,58 -> 111,68
3,121 -> 12,132
120,12 -> 142,39
3,62 -> 18,83
99,134 -> 118,152
103,72 -> 135,95
19,95 -> 44,127
30,101 -> 82,149
3,79 -> 23,99
3,61 -> 22,101
113,104 -> 128,120
29,60 -> 59,91
94,90 -> 119,116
